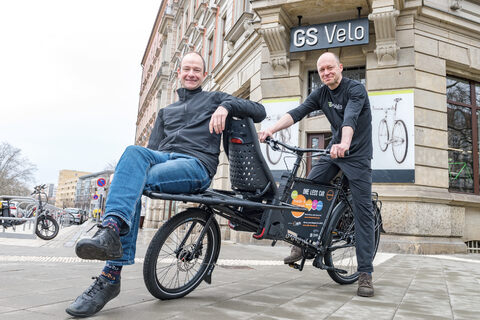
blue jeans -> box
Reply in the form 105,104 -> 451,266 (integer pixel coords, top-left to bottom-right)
104,145 -> 211,266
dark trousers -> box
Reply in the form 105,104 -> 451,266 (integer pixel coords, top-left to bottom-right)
308,156 -> 375,273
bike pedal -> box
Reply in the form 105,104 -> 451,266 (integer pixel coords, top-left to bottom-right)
288,263 -> 301,270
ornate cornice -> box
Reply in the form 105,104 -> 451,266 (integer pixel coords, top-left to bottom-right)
369,6 -> 400,66
255,6 -> 292,75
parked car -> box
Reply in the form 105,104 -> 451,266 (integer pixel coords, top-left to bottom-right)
65,208 -> 88,224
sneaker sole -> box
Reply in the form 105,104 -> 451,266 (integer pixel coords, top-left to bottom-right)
75,243 -> 122,260
357,290 -> 374,297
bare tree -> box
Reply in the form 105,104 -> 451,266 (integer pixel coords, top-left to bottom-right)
104,160 -> 117,171
0,142 -> 37,196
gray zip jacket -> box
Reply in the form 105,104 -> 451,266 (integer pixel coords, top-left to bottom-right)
147,87 -> 266,177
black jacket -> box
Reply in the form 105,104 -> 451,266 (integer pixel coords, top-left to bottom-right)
147,87 -> 266,177
288,78 -> 372,159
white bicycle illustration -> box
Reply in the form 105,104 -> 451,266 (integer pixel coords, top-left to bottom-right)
374,97 -> 408,164
264,115 -> 291,165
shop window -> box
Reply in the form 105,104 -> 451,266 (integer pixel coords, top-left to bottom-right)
447,76 -> 480,194
307,67 -> 366,117
305,133 -> 332,176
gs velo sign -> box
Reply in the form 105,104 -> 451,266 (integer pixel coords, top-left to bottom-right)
290,18 -> 369,52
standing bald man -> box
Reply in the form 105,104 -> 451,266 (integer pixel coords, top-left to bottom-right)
259,52 -> 375,297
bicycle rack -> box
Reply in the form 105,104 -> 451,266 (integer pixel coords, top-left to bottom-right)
1,195 -> 39,239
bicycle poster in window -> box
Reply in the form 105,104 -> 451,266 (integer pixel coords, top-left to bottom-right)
261,98 -> 300,180
369,89 -> 415,183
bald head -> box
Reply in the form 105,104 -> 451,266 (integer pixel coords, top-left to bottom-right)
181,52 -> 206,74
178,52 -> 207,90
316,52 -> 343,90
317,52 -> 340,66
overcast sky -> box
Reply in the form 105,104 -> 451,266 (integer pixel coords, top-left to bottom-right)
0,1 -> 160,186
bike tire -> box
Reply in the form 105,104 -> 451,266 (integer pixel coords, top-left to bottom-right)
36,215 -> 59,240
378,119 -> 389,152
323,200 -> 381,285
143,208 -> 221,300
392,120 -> 408,164
266,131 -> 283,165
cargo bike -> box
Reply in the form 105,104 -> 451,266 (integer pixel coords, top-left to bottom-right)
142,117 -> 383,300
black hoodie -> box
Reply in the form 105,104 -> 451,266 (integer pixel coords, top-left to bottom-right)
147,87 -> 266,177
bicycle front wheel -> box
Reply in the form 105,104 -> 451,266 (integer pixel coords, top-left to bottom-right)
324,201 -> 381,285
265,131 -> 283,165
36,215 -> 59,240
143,208 -> 221,300
392,120 -> 408,163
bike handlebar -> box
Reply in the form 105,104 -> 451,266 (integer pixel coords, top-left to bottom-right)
264,136 -> 349,157
264,136 -> 329,155
32,184 -> 47,195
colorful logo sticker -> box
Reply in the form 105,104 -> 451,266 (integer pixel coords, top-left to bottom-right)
291,194 -> 306,218
312,199 -> 318,210
291,190 -> 298,199
326,190 -> 335,201
305,199 -> 312,211
317,200 -> 324,211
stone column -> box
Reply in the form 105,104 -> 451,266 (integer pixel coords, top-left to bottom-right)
367,0 -> 466,253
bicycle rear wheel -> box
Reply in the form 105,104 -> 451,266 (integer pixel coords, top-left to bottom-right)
143,208 -> 221,300
324,201 -> 381,285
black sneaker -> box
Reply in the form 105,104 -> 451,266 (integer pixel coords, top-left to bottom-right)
357,272 -> 374,297
76,225 -> 123,260
66,276 -> 120,318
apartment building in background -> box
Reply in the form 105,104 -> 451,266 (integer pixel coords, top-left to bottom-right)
55,170 -> 91,208
135,0 -> 480,253
75,170 -> 114,216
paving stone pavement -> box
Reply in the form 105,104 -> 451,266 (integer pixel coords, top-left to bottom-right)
1,221 -> 480,319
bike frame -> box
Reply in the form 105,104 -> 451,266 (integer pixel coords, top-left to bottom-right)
151,139 -> 354,273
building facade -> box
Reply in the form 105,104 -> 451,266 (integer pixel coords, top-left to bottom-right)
136,0 -> 480,253
55,170 -> 91,208
75,170 -> 114,217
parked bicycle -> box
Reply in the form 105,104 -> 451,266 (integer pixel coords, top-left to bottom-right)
374,97 -> 408,163
1,185 -> 60,240
142,117 -> 383,300
58,210 -> 76,227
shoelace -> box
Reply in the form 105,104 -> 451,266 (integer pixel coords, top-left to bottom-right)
86,223 -> 104,233
358,275 -> 372,287
84,277 -> 106,298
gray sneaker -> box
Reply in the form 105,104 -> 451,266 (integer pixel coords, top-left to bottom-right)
66,276 -> 120,317
357,272 -> 374,297
284,246 -> 302,264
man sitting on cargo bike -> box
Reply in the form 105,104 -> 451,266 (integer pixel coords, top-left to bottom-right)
65,51 -> 266,318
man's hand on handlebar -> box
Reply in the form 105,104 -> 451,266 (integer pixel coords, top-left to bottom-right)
258,128 -> 274,142
330,142 -> 350,159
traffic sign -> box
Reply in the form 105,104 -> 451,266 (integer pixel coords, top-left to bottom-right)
97,178 -> 106,187
93,194 -> 99,200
